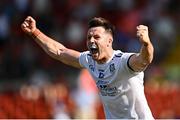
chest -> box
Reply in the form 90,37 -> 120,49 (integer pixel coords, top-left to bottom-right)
88,60 -> 129,97
91,62 -> 116,79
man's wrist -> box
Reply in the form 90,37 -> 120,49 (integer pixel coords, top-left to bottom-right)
31,29 -> 41,39
142,40 -> 152,47
141,37 -> 151,46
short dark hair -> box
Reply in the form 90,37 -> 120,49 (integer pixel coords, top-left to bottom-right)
88,17 -> 115,37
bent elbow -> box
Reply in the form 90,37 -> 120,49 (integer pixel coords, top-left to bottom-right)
147,58 -> 153,65
46,46 -> 67,59
143,58 -> 153,66
57,47 -> 67,56
140,58 -> 153,70
148,55 -> 154,64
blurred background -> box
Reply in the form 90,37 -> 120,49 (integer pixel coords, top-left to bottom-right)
0,0 -> 179,119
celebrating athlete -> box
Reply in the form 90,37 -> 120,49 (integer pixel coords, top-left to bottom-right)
21,16 -> 154,119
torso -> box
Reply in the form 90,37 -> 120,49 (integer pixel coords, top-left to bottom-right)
79,50 -> 154,119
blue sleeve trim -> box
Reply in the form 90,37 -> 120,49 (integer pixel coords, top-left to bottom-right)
127,54 -> 136,72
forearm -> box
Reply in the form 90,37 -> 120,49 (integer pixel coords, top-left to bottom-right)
129,40 -> 154,72
139,41 -> 154,66
32,29 -> 66,59
21,16 -> 81,68
31,29 -> 82,68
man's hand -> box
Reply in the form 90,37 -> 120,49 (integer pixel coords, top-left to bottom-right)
136,25 -> 150,46
21,16 -> 37,35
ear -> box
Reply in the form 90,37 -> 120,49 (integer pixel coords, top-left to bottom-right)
109,37 -> 113,43
107,37 -> 113,47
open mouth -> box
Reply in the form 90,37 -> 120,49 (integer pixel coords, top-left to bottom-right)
89,44 -> 98,54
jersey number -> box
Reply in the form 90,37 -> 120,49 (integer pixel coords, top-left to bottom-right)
98,72 -> 104,78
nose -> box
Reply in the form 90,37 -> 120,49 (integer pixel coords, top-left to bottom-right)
89,37 -> 95,43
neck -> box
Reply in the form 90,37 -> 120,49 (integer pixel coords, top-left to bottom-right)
96,48 -> 114,64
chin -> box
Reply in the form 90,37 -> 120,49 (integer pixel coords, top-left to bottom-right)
92,54 -> 99,60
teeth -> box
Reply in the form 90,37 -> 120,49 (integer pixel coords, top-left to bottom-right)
90,44 -> 97,49
89,44 -> 98,54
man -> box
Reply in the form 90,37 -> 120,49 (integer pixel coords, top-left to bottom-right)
21,16 -> 154,119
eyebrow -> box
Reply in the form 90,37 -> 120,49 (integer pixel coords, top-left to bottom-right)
87,33 -> 101,37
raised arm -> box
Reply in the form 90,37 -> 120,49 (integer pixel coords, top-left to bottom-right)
21,16 -> 82,68
129,25 -> 154,72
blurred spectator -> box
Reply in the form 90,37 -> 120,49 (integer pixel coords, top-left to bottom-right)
20,84 -> 41,101
153,16 -> 177,63
65,20 -> 85,48
20,69 -> 50,100
71,0 -> 98,20
116,0 -> 135,12
0,13 -> 9,43
74,69 -> 99,118
43,83 -> 76,119
14,0 -> 30,13
32,0 -> 52,16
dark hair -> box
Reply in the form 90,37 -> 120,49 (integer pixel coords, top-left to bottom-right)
88,17 -> 115,37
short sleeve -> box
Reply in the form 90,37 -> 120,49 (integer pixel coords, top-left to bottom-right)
79,51 -> 89,68
121,52 -> 140,75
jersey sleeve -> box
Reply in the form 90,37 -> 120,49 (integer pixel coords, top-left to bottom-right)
79,51 -> 89,68
121,52 -> 140,75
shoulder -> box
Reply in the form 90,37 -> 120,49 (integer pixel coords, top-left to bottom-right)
114,50 -> 123,58
113,50 -> 139,72
80,51 -> 92,60
113,50 -> 133,60
80,51 -> 90,55
79,51 -> 93,68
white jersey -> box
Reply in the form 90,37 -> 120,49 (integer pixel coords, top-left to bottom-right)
79,50 -> 154,119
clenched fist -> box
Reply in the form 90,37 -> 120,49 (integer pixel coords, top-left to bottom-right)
136,25 -> 150,45
21,16 -> 36,34
21,16 -> 41,39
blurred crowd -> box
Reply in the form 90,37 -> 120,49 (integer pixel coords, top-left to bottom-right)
0,0 -> 179,119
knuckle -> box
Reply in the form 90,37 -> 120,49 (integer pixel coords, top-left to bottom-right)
144,25 -> 148,28
139,25 -> 144,28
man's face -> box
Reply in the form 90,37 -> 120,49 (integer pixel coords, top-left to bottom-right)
87,26 -> 112,61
